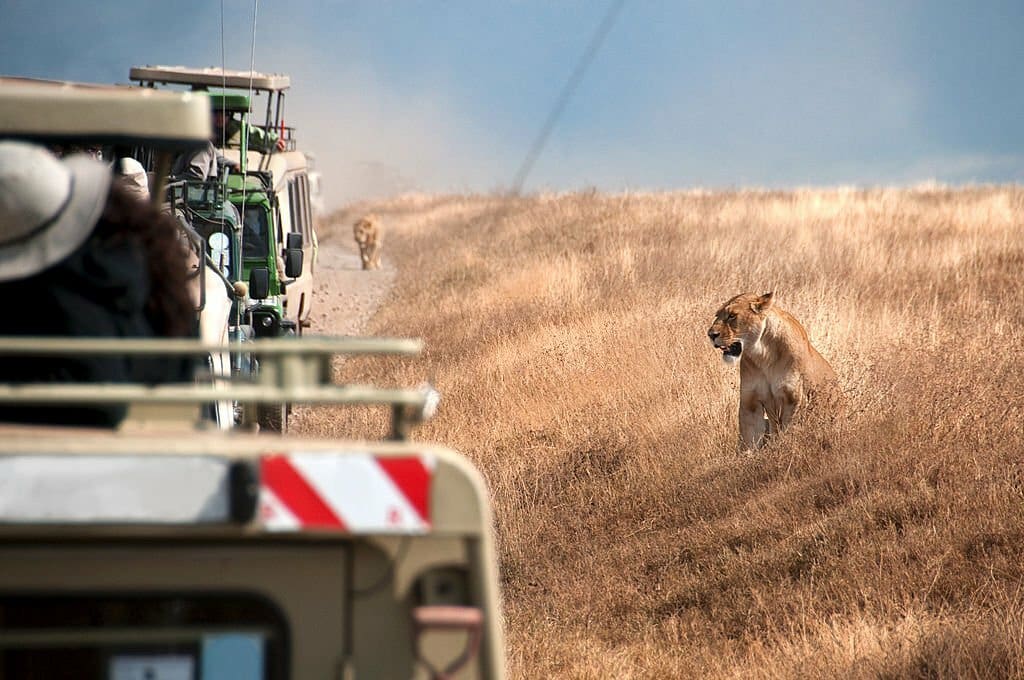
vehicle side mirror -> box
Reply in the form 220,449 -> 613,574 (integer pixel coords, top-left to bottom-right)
249,267 -> 270,300
286,232 -> 303,250
208,232 -> 231,276
284,248 -> 304,279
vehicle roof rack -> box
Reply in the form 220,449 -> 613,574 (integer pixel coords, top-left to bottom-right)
0,76 -> 210,149
0,337 -> 437,440
130,65 -> 291,92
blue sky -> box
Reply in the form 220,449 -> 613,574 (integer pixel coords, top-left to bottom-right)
2,1 -> 1023,206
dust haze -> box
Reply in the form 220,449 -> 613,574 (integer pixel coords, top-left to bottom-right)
285,69 -> 512,208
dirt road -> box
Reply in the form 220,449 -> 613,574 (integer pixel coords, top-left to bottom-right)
287,232 -> 395,432
303,237 -> 395,336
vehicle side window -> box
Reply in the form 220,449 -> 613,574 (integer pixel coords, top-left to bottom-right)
286,178 -> 298,240
305,176 -> 313,239
297,175 -> 311,240
242,205 -> 268,259
276,203 -> 284,245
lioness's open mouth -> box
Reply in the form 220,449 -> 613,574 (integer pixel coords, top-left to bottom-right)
722,342 -> 742,358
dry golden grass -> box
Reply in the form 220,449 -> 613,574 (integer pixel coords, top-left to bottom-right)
302,187 -> 1024,678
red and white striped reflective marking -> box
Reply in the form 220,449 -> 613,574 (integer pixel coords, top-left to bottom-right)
258,453 -> 435,533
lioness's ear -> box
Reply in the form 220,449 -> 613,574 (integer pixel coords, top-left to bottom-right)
752,291 -> 774,313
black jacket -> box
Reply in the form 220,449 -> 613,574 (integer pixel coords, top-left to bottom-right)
0,233 -> 195,427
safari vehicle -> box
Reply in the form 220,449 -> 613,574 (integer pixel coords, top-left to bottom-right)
132,67 -> 320,432
171,163 -> 296,432
130,66 -> 319,335
0,338 -> 505,679
164,172 -> 248,428
0,78 -> 504,679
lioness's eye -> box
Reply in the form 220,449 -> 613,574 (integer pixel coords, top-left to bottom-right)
727,313 -> 736,322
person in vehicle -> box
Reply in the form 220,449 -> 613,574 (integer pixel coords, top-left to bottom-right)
171,139 -> 223,181
0,141 -> 196,427
212,108 -> 286,153
171,103 -> 284,181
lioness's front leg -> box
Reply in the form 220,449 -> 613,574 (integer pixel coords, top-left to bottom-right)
776,384 -> 801,432
778,395 -> 798,431
739,394 -> 767,450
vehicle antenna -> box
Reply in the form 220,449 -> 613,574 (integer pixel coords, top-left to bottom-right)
246,0 -> 260,123
220,0 -> 243,329
243,0 -> 260,175
237,0 -> 261,264
510,0 -> 626,195
220,0 -> 228,150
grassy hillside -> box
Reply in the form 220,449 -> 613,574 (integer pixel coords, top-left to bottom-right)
303,187 -> 1024,678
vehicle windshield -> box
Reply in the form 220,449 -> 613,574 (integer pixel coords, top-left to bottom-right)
242,205 -> 268,259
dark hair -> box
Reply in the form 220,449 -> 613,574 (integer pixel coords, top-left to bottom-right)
93,181 -> 196,337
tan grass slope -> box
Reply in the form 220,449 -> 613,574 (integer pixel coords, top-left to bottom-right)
302,187 -> 1024,679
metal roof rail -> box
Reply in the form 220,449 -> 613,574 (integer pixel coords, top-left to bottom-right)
0,76 -> 211,149
0,337 -> 436,440
129,65 -> 291,92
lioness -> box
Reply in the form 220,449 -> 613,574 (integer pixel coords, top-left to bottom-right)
353,214 -> 382,270
708,292 -> 837,450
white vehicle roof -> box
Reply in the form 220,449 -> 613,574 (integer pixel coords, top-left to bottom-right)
0,76 -> 210,149
130,65 -> 291,92
222,148 -> 310,190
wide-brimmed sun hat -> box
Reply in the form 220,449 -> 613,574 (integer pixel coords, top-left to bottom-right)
0,140 -> 111,282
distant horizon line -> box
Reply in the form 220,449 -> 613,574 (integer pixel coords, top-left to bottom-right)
330,180 -> 1023,209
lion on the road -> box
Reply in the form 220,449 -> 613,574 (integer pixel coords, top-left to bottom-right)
353,214 -> 382,270
707,291 -> 838,450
